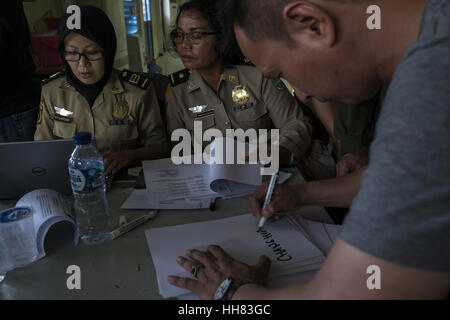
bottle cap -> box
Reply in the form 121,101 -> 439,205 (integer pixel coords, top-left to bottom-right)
73,132 -> 92,145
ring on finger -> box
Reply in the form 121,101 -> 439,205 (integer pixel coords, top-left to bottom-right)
191,265 -> 204,278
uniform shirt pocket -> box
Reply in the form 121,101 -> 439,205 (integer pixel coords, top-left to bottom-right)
234,102 -> 272,130
194,115 -> 215,130
53,121 -> 77,139
107,115 -> 140,151
186,113 -> 216,132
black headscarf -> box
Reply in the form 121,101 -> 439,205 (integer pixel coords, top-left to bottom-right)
58,5 -> 117,107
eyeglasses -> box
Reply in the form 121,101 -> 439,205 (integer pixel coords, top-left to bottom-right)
171,31 -> 217,45
64,50 -> 104,62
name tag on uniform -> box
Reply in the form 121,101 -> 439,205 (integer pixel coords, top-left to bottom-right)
233,103 -> 254,112
189,105 -> 214,119
195,110 -> 215,119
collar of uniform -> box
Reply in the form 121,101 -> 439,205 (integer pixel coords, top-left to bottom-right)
106,70 -> 125,95
57,70 -> 124,95
59,79 -> 73,90
221,67 -> 240,87
92,71 -> 122,110
188,68 -> 241,95
186,70 -> 204,94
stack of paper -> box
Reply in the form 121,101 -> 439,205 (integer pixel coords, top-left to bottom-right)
121,137 -> 295,210
145,214 -> 341,299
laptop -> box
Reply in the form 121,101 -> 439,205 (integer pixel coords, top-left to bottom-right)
0,139 -> 75,199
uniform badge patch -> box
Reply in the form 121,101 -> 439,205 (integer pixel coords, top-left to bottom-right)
189,105 -> 214,119
166,87 -> 174,100
227,75 -> 237,83
272,79 -> 287,91
189,105 -> 208,114
54,106 -> 73,118
232,85 -> 250,105
37,105 -> 43,125
113,99 -> 130,121
233,103 -> 255,112
52,106 -> 73,123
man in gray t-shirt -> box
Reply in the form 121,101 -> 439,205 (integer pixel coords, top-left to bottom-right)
167,0 -> 450,299
340,1 -> 450,274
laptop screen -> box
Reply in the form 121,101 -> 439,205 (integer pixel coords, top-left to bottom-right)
0,139 -> 75,199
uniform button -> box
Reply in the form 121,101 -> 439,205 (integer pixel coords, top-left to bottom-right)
225,121 -> 229,127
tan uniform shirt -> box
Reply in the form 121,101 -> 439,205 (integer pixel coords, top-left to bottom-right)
166,65 -> 313,160
35,69 -> 169,160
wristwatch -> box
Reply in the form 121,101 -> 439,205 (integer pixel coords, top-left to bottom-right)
213,277 -> 254,300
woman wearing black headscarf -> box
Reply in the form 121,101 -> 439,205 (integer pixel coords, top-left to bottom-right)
35,5 -> 169,175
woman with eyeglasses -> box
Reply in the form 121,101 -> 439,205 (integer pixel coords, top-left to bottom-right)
35,6 -> 169,176
165,0 -> 335,179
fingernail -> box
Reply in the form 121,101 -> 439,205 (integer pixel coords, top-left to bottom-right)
176,257 -> 183,263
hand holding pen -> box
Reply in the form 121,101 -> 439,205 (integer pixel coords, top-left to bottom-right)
250,179 -> 303,228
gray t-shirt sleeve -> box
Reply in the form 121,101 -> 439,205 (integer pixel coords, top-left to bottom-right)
340,0 -> 450,273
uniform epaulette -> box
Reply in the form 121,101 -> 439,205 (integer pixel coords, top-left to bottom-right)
169,69 -> 191,87
120,69 -> 151,90
41,70 -> 65,85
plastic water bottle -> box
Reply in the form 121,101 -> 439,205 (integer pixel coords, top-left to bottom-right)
69,132 -> 110,244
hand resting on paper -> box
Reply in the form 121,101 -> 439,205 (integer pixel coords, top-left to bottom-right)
168,245 -> 270,300
249,183 -> 302,222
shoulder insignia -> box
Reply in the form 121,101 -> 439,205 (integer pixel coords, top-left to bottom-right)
41,70 -> 65,85
120,69 -> 151,90
272,78 -> 287,91
169,69 -> 191,87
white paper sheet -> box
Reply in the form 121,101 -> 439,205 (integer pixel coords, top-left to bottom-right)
142,138 -> 265,202
291,216 -> 342,255
15,189 -> 78,260
145,214 -> 325,298
121,189 -> 215,210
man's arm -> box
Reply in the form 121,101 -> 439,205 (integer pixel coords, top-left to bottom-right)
249,166 -> 365,220
296,165 -> 365,208
168,239 -> 449,299
234,238 -> 450,299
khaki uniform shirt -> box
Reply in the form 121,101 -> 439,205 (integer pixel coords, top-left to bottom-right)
35,69 -> 169,160
165,65 -> 313,160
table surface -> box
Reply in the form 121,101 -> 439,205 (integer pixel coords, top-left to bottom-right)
0,169 -> 332,300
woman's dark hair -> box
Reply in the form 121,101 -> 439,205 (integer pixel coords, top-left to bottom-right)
170,0 -> 245,66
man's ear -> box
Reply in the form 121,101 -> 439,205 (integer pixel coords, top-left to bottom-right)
283,1 -> 336,48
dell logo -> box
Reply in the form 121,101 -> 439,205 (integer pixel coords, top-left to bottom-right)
32,167 -> 47,176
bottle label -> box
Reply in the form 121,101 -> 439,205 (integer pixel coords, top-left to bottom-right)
0,207 -> 32,223
69,167 -> 105,192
